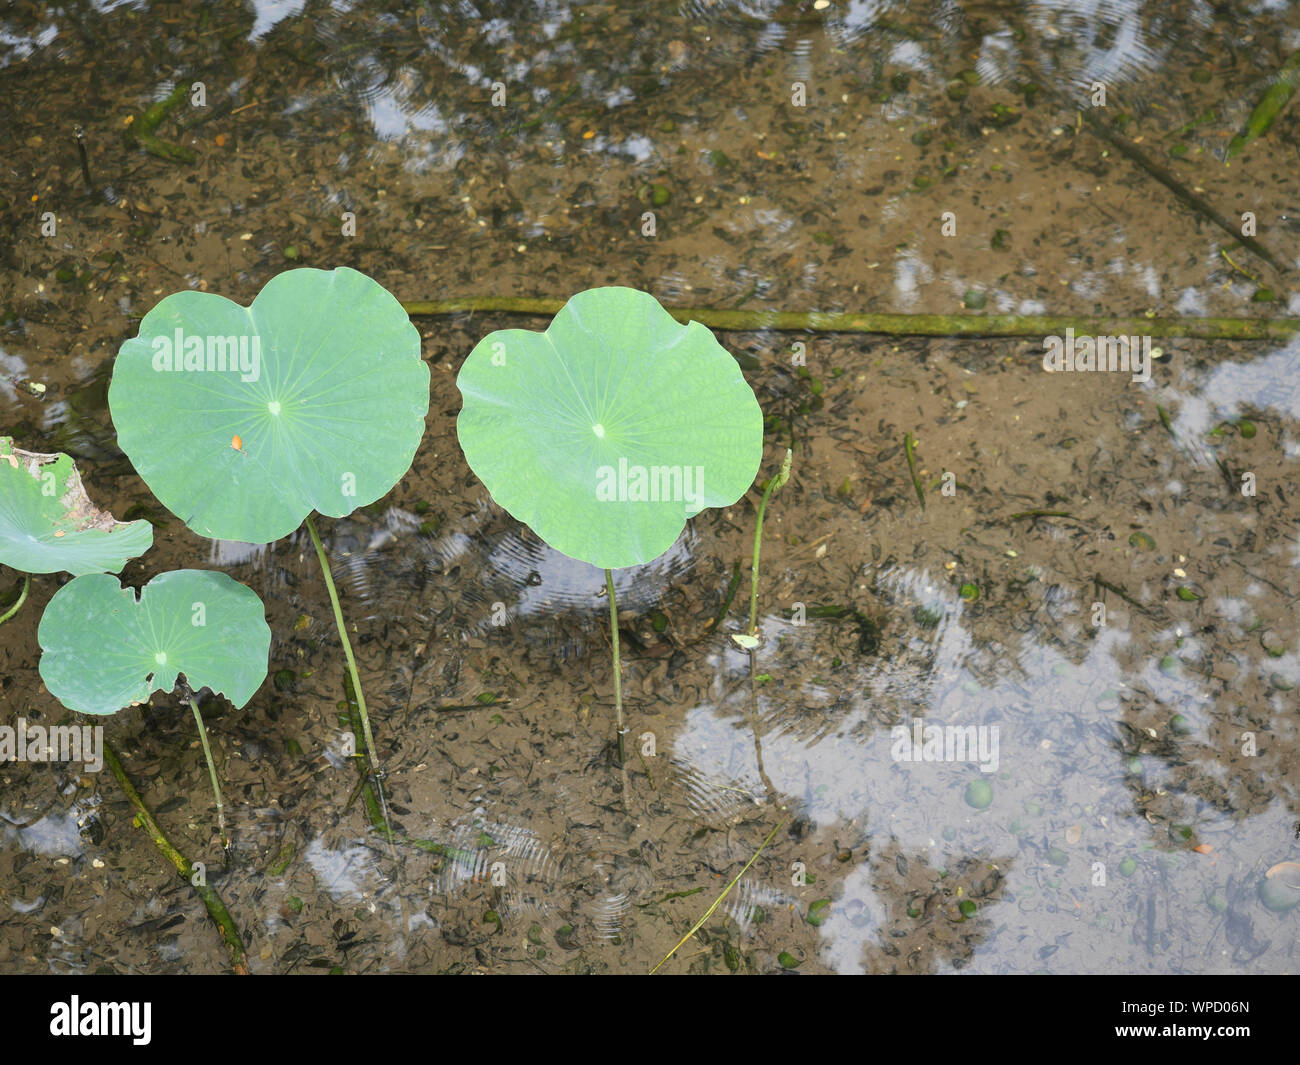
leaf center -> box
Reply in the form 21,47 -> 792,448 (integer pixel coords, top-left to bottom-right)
268,401 -> 282,416
592,423 -> 605,439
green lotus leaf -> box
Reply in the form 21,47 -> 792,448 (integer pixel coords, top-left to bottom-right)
38,569 -> 270,715
0,437 -> 153,576
108,267 -> 429,543
456,287 -> 763,569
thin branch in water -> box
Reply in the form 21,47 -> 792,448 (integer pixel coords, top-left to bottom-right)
401,299 -> 1300,341
102,740 -> 248,974
650,814 -> 787,974
904,433 -> 926,510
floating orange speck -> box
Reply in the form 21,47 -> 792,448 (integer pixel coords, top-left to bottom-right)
582,130 -> 596,139
215,133 -> 226,147
231,435 -> 243,451
53,530 -> 65,538
1192,843 -> 1213,854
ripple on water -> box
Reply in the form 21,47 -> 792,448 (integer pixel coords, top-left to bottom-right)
330,501 -> 700,673
667,747 -> 765,825
723,874 -> 792,935
585,852 -> 655,943
434,818 -> 560,921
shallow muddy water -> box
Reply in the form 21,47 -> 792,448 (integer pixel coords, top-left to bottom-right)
1,0 -> 1299,974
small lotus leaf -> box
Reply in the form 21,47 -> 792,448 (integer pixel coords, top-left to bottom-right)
38,570 -> 270,715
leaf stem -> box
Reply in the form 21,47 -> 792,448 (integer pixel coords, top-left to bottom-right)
305,513 -> 394,845
0,573 -> 31,626
187,694 -> 227,849
606,568 -> 625,765
748,449 -> 793,636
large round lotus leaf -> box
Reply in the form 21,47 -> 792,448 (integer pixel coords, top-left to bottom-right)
108,267 -> 429,543
38,570 -> 270,715
456,287 -> 763,569
0,437 -> 152,576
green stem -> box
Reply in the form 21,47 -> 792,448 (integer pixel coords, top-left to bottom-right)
0,573 -> 31,626
187,695 -> 227,849
748,449 -> 793,636
401,300 -> 1300,340
649,813 -> 788,974
606,568 -> 625,765
343,672 -> 391,832
102,740 -> 248,973
305,513 -> 394,844
705,560 -> 744,633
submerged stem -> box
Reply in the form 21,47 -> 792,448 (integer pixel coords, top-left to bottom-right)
401,299 -> 1300,340
187,695 -> 227,849
606,568 -> 625,765
102,740 -> 248,973
748,449 -> 793,636
904,432 -> 926,510
305,513 -> 395,847
0,573 -> 31,626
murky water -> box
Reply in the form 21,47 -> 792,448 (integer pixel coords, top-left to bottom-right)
1,0 -> 1298,974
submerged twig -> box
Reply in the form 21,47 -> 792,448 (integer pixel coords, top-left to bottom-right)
401,299 -> 1300,339
1073,106 -> 1288,273
102,740 -> 248,974
998,509 -> 1077,522
903,432 -> 926,510
1094,574 -> 1158,618
74,126 -> 93,191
